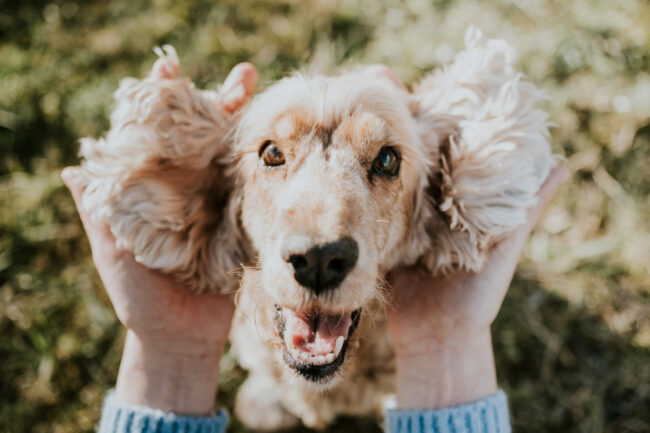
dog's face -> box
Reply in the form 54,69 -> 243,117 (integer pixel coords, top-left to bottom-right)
236,71 -> 430,385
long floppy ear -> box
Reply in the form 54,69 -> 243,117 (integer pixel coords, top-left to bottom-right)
79,46 -> 256,293
409,27 -> 554,273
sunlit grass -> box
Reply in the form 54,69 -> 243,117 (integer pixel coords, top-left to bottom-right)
1,1 -> 648,432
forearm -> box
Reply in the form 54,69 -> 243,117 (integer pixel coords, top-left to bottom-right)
102,329 -> 504,433
394,329 -> 497,409
115,330 -> 223,415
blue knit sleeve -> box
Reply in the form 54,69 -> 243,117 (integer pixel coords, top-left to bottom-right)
98,389 -> 509,433
385,391 -> 511,433
97,391 -> 228,433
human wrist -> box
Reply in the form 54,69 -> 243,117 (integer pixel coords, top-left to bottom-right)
394,329 -> 497,409
116,330 -> 223,415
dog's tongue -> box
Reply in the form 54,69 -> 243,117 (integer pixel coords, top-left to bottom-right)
283,309 -> 352,356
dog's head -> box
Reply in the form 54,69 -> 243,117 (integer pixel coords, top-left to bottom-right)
234,70 -> 434,384
234,39 -> 552,385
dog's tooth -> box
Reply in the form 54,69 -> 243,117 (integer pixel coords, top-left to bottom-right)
290,346 -> 343,365
334,336 -> 344,357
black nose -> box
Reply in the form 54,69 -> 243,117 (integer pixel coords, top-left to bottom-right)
287,237 -> 359,295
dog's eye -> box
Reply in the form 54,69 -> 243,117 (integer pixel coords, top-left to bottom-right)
372,146 -> 400,177
260,141 -> 285,167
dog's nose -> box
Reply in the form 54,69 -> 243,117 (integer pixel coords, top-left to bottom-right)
286,237 -> 359,295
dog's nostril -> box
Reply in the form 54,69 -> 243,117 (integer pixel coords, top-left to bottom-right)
285,237 -> 359,295
289,254 -> 308,271
328,258 -> 345,274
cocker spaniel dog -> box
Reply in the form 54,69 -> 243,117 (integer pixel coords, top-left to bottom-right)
80,28 -> 553,430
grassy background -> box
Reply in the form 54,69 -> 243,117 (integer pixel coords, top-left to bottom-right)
1,0 -> 649,431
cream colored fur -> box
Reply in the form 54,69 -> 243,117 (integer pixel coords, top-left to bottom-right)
79,29 -> 554,430
79,46 -> 245,293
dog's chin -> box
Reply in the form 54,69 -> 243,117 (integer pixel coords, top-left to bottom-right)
273,305 -> 361,384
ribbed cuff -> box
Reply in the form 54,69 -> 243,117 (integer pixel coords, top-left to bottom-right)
385,391 -> 511,433
98,391 -> 228,433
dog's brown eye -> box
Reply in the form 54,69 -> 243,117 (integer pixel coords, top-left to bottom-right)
260,141 -> 285,167
372,146 -> 400,177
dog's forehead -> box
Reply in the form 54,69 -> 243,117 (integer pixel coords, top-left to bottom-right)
271,105 -> 387,146
238,73 -> 411,150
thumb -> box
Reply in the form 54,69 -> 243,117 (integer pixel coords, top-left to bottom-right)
487,165 -> 570,271
61,166 -> 84,204
522,165 -> 571,233
221,62 -> 258,115
61,166 -> 115,248
367,64 -> 408,93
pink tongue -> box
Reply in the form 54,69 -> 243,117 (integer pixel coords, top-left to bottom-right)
283,309 -> 352,356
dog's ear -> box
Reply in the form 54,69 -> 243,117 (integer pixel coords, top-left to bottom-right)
408,28 -> 554,273
79,46 -> 257,292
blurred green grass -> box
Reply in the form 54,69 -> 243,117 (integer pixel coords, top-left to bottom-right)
1,0 -> 649,432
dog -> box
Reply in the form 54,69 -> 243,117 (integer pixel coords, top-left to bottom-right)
79,28 -> 553,430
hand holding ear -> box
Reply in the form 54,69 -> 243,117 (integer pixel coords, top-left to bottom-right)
64,61 -> 258,415
387,166 -> 570,409
368,62 -> 568,410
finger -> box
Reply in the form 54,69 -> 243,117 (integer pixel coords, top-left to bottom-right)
221,62 -> 259,114
61,166 -> 115,246
487,165 -> 570,269
367,64 -> 408,92
61,166 -> 87,214
522,165 -> 571,232
150,46 -> 180,80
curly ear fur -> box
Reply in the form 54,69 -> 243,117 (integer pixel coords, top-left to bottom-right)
409,27 -> 554,273
79,46 -> 245,293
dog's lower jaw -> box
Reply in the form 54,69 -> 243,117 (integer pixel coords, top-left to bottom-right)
231,299 -> 395,431
274,306 -> 362,384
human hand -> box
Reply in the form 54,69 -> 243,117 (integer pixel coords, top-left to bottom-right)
62,61 -> 258,415
387,166 -> 570,409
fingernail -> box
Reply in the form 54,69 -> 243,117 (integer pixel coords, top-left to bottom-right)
222,67 -> 244,94
61,167 -> 78,184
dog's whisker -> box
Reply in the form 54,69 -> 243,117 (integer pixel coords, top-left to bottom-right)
233,149 -> 258,158
251,300 -> 264,341
233,286 -> 243,309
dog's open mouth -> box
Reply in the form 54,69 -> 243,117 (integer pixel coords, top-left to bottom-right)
273,306 -> 361,382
